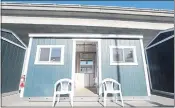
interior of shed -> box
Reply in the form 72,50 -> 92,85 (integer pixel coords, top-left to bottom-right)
74,41 -> 99,97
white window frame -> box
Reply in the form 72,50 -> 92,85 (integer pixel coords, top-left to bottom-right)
34,45 -> 65,65
109,46 -> 138,65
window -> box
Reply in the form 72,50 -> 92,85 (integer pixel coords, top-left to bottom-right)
110,46 -> 138,65
80,60 -> 93,65
35,45 -> 64,65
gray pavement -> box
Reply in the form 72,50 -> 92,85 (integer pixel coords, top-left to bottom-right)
2,93 -> 174,107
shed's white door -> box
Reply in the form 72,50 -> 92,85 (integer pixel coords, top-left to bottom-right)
75,60 -> 94,89
75,73 -> 85,89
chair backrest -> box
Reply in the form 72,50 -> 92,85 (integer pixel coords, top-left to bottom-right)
102,78 -> 121,91
54,78 -> 72,92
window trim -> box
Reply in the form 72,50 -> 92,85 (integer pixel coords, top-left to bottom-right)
34,45 -> 65,65
109,46 -> 138,65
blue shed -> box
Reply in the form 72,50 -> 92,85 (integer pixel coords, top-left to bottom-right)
145,28 -> 174,97
20,34 -> 150,101
1,29 -> 27,95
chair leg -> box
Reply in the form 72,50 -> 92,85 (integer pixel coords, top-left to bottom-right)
112,94 -> 116,102
57,94 -> 60,103
52,93 -> 56,107
119,92 -> 124,107
104,93 -> 107,107
70,94 -> 73,107
98,93 -> 101,102
115,94 -> 118,103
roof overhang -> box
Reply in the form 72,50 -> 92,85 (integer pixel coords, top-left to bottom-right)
29,33 -> 143,39
1,2 -> 174,24
2,3 -> 174,30
2,16 -> 173,30
2,2 -> 174,16
1,28 -> 27,48
146,28 -> 174,49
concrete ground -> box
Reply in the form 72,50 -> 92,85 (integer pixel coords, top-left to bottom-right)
2,93 -> 174,107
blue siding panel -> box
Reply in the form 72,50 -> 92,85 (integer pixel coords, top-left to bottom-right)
24,38 -> 147,97
101,39 -> 147,96
24,38 -> 73,97
1,40 -> 25,93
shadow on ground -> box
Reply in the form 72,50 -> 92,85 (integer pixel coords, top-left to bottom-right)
147,101 -> 174,107
151,91 -> 174,99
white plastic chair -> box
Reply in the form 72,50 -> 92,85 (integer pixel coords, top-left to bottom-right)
52,78 -> 73,107
99,78 -> 124,107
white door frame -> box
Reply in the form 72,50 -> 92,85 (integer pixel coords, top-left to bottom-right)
72,39 -> 102,96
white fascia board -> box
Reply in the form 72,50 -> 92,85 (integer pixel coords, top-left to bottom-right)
2,16 -> 174,30
28,34 -> 143,39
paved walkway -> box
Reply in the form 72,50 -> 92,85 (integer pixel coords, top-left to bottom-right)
2,93 -> 174,107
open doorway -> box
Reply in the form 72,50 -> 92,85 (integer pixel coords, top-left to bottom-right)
72,39 -> 101,97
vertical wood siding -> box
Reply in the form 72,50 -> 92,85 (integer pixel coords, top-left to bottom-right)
24,38 -> 73,97
1,40 -> 25,93
24,38 -> 147,97
101,39 -> 148,96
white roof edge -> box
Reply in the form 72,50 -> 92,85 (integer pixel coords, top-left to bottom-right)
28,33 -> 143,39
1,2 -> 174,14
146,28 -> 174,48
1,28 -> 27,48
